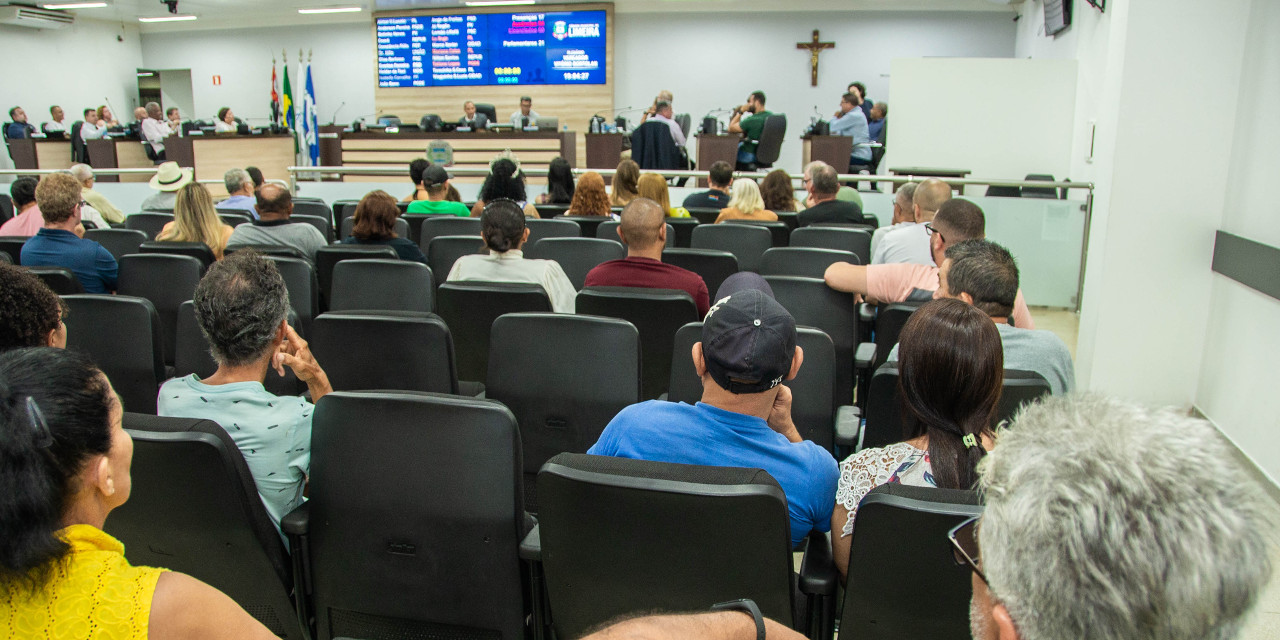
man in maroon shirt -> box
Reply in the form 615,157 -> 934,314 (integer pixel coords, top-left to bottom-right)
584,198 -> 711,317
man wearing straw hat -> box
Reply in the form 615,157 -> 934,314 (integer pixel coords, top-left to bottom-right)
139,161 -> 193,212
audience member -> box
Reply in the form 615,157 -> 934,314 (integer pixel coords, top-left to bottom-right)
589,278 -> 839,548
835,185 -> 864,211
537,156 -> 576,205
509,96 -> 539,128
582,610 -> 803,640
829,93 -> 872,167
868,182 -> 916,258
139,161 -> 192,212
848,81 -> 873,120
5,107 -> 34,139
43,106 -> 67,135
341,190 -> 427,263
728,91 -> 771,168
868,101 -> 887,143
214,107 -> 237,133
218,168 -> 258,218
140,102 -> 172,161
0,177 -> 42,237
566,171 -> 611,217
824,198 -> 1036,328
166,107 -> 183,132
682,160 -> 733,210
637,173 -> 690,218
245,166 -> 265,191
0,347 -> 278,637
797,162 -> 861,226
447,200 -> 575,313
20,173 -> 117,294
585,198 -> 710,317
759,169 -> 798,213
403,158 -> 430,202
157,183 -> 235,260
470,158 -> 540,218
131,106 -> 147,123
831,298 -> 1002,579
158,252 -> 331,533
872,177 -> 949,266
648,100 -> 686,148
406,166 -> 470,216
459,101 -> 488,130
610,159 -> 641,208
0,264 -> 65,350
968,394 -> 1273,640
640,89 -> 675,123
224,184 -> 328,266
79,109 -> 108,143
715,178 -> 777,223
97,105 -> 119,128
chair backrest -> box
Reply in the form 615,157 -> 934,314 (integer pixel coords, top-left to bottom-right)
473,102 -> 498,123
330,259 -> 434,312
723,219 -> 790,247
419,215 -> 483,248
331,199 -> 359,231
436,281 -> 553,384
764,276 -> 857,407
984,185 -> 1021,198
660,248 -> 737,297
1021,173 -> 1058,198
691,223 -> 772,272
760,247 -> 861,278
118,253 -> 204,366
339,215 -> 409,241
292,199 -> 333,223
138,240 -> 215,270
124,212 -> 175,240
70,121 -> 87,162
534,203 -> 572,219
666,217 -> 701,247
526,237 -> 625,290
575,286 -> 699,400
264,256 -> 320,337
537,453 -> 796,638
62,295 -> 165,414
596,220 -> 674,248
292,213 -> 334,244
789,226 -> 873,265
555,214 -> 604,237
309,311 -> 460,394
754,114 -> 787,166
108,413 -> 304,638
314,244 -> 399,308
303,391 -> 527,639
630,120 -> 681,170
488,314 -> 640,510
26,266 -> 84,295
525,218 -> 581,245
401,213 -> 445,245
426,235 -> 487,288
873,302 -> 924,371
217,211 -> 254,228
0,236 -> 30,264
685,206 -> 721,225
175,300 -> 305,397
839,484 -> 981,640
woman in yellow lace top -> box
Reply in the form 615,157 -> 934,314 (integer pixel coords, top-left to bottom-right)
0,347 -> 275,638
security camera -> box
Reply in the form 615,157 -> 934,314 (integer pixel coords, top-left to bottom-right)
161,0 -> 178,14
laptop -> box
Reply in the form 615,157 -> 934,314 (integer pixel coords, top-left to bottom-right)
536,117 -> 559,132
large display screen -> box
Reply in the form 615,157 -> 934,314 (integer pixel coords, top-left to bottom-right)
376,10 -> 607,87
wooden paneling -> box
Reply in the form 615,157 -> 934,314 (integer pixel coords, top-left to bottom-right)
115,141 -> 154,183
336,131 -> 573,183
34,141 -> 73,170
192,136 -> 295,198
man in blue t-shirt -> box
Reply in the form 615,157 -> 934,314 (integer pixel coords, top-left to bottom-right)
588,279 -> 839,547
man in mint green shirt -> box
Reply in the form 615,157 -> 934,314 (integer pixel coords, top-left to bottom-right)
406,165 -> 470,217
728,90 -> 772,168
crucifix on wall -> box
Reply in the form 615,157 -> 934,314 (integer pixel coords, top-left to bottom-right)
797,29 -> 835,87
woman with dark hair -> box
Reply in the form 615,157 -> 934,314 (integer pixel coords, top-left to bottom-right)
760,169 -> 798,213
536,156 -> 575,205
830,298 -> 1003,580
469,158 -> 540,218
0,347 -> 276,636
0,265 -> 66,351
446,199 -> 575,312
403,158 -> 431,202
566,171 -> 611,217
214,107 -> 237,133
609,159 -> 640,208
341,190 -> 428,263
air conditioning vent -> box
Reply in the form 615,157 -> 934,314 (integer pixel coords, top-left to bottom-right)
0,6 -> 75,29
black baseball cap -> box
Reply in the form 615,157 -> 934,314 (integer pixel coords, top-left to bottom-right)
701,288 -> 797,394
422,164 -> 452,187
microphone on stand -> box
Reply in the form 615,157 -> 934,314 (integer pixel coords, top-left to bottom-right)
329,102 -> 346,125
700,108 -> 733,135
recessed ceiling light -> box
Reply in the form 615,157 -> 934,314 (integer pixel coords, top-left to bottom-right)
298,6 -> 361,14
41,2 -> 108,8
465,0 -> 535,6
138,15 -> 197,22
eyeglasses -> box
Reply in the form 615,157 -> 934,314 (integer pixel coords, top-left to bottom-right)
78,200 -> 88,208
924,222 -> 945,242
948,516 -> 987,584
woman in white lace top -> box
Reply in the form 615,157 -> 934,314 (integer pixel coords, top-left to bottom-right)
831,298 -> 1004,580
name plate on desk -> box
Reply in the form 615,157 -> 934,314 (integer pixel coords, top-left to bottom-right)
320,132 -> 340,139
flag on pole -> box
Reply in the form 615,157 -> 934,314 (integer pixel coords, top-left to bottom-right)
302,52 -> 319,166
282,52 -> 297,152
270,58 -> 281,127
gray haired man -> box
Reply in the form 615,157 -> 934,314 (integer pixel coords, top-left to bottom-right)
220,168 -> 258,218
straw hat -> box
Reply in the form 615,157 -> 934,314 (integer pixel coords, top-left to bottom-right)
149,161 -> 193,191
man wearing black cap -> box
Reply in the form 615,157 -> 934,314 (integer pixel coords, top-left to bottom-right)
406,165 -> 470,217
588,280 -> 839,548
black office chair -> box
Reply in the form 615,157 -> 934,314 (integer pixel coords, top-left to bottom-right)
70,121 -> 87,163
764,276 -> 857,408
685,207 -> 721,225
314,244 -> 399,309
526,237 -> 625,290
660,248 -> 737,297
419,216 -> 483,248
329,259 -> 434,312
760,247 -> 860,278
401,213 -> 447,244
217,211 -> 254,228
746,114 -> 787,170
138,240 -> 215,271
724,219 -> 790,247
339,216 -> 409,241
0,194 -> 13,225
691,223 -> 772,272
0,252 -> 8,264
426,235 -> 487,288
291,214 -> 334,244
0,236 -> 30,264
174,300 -> 305,398
576,286 -> 699,400
118,253 -> 204,366
124,212 -> 175,240
667,217 -> 701,247
488,313 -> 640,511
419,114 -> 443,131
984,184 -> 1021,198
474,103 -> 499,124
436,281 -> 553,384
281,391 -> 529,640
534,204 -> 572,219
26,266 -> 84,295
630,120 -> 683,171
332,199 -> 359,232
790,226 -> 873,265
309,311 -> 460,394
1022,173 -> 1059,199
62,295 -> 166,414
108,414 -> 305,638
525,218 -> 580,246
596,221 -> 674,248
838,484 -> 982,640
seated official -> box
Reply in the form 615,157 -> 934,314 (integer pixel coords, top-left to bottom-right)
214,107 -> 238,133
829,92 -> 873,167
140,161 -> 192,212
509,96 -> 540,128
649,99 -> 686,147
218,168 -> 259,218
342,190 -> 428,263
166,107 -> 183,133
537,157 -> 575,205
159,252 -> 332,533
760,169 -> 799,213
224,184 -> 329,266
832,298 -> 1001,579
140,102 -> 172,162
79,108 -> 109,143
728,91 -> 772,168
158,183 -> 236,260
407,166 -> 471,216
584,198 -> 711,317
637,173 -> 690,218
0,177 -> 43,237
459,100 -> 488,130
5,106 -> 35,139
868,102 -> 887,143
447,199 -> 576,313
715,178 -> 777,223
589,277 -> 839,548
610,159 -> 641,208
566,171 -> 611,217
682,161 -> 733,210
20,174 -> 118,294
869,183 -> 917,259
469,158 -> 540,218
0,348 -> 277,637
0,264 -> 66,350
797,162 -> 861,226
872,178 -> 949,266
43,106 -> 67,135
70,164 -> 124,225
97,105 -> 120,128
403,158 -> 430,203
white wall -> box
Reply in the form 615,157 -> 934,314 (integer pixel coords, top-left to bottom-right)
158,69 -> 195,120
0,19 -> 144,125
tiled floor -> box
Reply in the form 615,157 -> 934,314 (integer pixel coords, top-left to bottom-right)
1029,307 -> 1079,359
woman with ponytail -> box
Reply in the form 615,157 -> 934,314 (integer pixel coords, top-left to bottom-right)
445,199 -> 576,313
830,298 -> 1003,581
0,347 -> 275,637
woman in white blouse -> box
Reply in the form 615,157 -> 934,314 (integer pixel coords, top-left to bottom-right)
214,107 -> 238,133
831,298 -> 1003,580
446,199 -> 576,313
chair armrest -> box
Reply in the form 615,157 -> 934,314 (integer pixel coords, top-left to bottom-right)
834,405 -> 861,449
858,303 -> 875,324
798,531 -> 837,597
854,342 -> 876,370
519,524 -> 542,562
281,502 -> 309,536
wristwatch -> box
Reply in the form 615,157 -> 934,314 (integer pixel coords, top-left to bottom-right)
710,598 -> 765,640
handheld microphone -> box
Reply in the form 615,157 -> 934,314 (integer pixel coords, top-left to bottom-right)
330,102 -> 346,125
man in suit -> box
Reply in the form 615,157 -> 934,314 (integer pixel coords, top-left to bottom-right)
797,161 -> 862,226
459,101 -> 488,130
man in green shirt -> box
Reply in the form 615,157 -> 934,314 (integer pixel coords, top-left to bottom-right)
728,90 -> 772,169
406,166 -> 470,216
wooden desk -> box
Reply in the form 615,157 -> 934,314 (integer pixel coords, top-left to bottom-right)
87,137 -> 156,183
802,135 -> 853,173
888,166 -> 972,194
585,133 -> 625,171
88,134 -> 294,192
336,130 -> 576,184
6,139 -> 72,172
695,133 -> 740,187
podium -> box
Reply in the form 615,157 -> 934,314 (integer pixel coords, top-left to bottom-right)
585,133 -> 626,171
695,133 -> 739,187
802,135 -> 853,173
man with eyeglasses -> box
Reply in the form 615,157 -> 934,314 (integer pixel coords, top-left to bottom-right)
18,173 -> 118,294
955,394 -> 1272,640
825,198 -> 1036,329
797,161 -> 862,226
871,177 -> 950,266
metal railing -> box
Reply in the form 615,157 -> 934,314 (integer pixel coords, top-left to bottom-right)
0,167 -> 288,189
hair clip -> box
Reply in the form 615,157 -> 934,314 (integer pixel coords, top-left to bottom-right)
962,433 -> 978,449
25,397 -> 53,450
